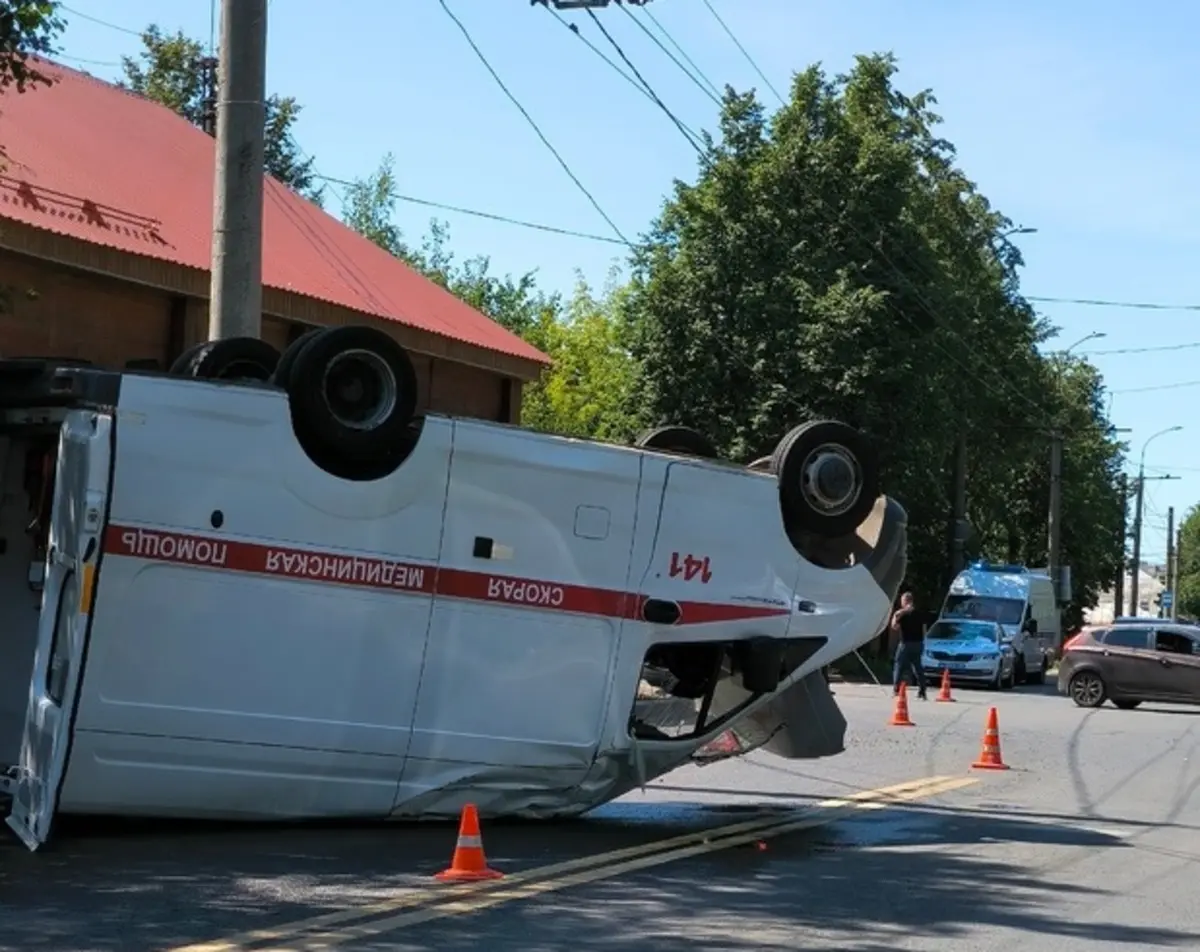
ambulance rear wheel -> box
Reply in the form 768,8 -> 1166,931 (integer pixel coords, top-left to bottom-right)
772,420 -> 878,539
285,325 -> 419,481
635,425 -> 718,459
169,338 -> 281,382
271,328 -> 321,389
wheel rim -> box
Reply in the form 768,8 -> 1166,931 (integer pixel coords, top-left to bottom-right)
321,348 -> 398,431
1071,674 -> 1103,706
798,442 -> 863,518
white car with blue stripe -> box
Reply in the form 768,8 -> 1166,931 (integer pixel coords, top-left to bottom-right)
921,618 -> 1016,690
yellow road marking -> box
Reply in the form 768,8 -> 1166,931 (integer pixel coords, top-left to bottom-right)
168,774 -> 973,952
267,775 -> 977,951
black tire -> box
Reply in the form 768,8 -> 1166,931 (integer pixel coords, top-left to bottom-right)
172,338 -> 281,382
1113,699 -> 1142,710
168,342 -> 208,376
635,425 -> 718,459
1015,656 -> 1027,685
770,420 -> 879,539
272,328 -> 322,389
1027,659 -> 1047,686
1069,670 -> 1107,708
1003,665 -> 1016,690
285,325 -> 418,481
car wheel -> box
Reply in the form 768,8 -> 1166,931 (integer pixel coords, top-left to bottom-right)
1027,658 -> 1047,686
1113,699 -> 1142,710
1001,666 -> 1015,691
770,420 -> 880,539
987,669 -> 1002,690
1069,670 -> 1107,708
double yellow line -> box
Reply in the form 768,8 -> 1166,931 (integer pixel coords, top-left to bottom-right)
169,774 -> 975,952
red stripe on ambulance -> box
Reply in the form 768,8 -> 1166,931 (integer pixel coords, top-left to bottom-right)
103,525 -> 789,625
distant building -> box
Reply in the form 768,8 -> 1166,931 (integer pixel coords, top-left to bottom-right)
0,59 -> 549,422
1085,566 -> 1166,623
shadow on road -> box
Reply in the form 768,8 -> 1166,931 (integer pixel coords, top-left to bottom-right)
4,797 -> 1191,950
384,802 -> 1199,951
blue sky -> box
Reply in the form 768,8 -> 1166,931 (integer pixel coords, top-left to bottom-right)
54,0 -> 1198,569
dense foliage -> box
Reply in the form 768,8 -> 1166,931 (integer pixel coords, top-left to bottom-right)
621,54 -> 1123,613
1176,506 -> 1200,620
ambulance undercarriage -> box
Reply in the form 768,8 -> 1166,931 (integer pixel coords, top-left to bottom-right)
0,327 -> 907,850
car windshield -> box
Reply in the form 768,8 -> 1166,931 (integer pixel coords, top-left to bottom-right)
927,620 -> 999,643
942,595 -> 1025,626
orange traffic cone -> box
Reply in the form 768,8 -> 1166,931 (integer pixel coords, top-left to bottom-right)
889,682 -> 915,726
935,668 -> 955,703
971,707 -> 1010,770
434,804 -> 504,882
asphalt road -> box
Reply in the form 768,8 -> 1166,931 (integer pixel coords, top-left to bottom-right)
3,678 -> 1199,951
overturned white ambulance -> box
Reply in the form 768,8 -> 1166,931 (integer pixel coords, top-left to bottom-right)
0,325 -> 906,851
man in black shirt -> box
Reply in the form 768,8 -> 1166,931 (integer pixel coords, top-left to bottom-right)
891,590 -> 928,699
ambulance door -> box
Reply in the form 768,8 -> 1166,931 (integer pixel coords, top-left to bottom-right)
6,411 -> 112,850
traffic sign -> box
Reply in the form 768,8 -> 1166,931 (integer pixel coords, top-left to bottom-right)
1162,591 -> 1174,608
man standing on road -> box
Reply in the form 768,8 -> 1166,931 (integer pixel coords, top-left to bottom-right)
891,590 -> 928,700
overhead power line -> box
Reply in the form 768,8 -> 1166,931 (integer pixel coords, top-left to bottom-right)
1111,378 -> 1200,395
1084,340 -> 1200,357
437,0 -> 631,246
59,4 -> 142,36
639,5 -> 723,100
313,173 -> 625,244
1028,295 -> 1200,312
616,4 -> 721,106
701,0 -> 784,105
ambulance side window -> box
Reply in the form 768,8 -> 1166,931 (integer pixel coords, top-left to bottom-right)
46,572 -> 77,706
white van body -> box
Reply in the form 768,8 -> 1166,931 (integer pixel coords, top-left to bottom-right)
941,562 -> 1059,682
0,360 -> 906,851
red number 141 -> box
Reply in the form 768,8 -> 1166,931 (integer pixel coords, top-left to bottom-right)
669,552 -> 712,583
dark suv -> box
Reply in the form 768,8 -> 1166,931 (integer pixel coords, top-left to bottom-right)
1058,622 -> 1200,709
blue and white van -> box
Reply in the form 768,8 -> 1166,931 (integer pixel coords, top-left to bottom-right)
940,562 -> 1060,684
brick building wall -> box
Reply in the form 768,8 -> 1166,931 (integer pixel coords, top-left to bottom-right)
0,249 -> 524,423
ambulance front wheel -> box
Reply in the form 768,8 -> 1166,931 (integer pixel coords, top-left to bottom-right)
169,337 -> 281,382
283,325 -> 419,481
772,420 -> 879,539
634,425 -> 719,459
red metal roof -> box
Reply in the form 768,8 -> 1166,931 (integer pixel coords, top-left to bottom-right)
0,60 -> 549,366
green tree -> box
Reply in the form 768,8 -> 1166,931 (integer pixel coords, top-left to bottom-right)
622,53 -> 1120,610
1176,505 -> 1200,620
521,271 -> 638,442
119,25 -> 322,203
0,1 -> 61,95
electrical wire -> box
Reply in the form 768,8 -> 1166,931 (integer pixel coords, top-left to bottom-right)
584,9 -> 705,156
701,0 -> 785,105
1111,378 -> 1200,395
436,0 -> 631,247
1028,295 -> 1200,312
615,3 -> 721,106
640,4 -> 723,100
59,5 -> 142,36
1083,341 -> 1200,357
312,173 -> 626,244
539,4 -> 703,142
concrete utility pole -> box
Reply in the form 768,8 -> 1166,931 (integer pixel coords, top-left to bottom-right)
208,0 -> 268,341
1113,472 -> 1126,620
1047,431 -> 1063,603
1130,425 -> 1184,616
1165,506 -> 1175,618
1175,527 -> 1183,621
1129,474 -> 1146,615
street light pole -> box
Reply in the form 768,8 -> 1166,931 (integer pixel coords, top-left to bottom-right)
1129,425 -> 1184,615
